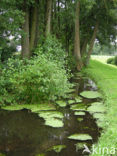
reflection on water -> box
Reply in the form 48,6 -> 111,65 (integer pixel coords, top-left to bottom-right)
0,77 -> 102,156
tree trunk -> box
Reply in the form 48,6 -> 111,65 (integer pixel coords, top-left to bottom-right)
21,6 -> 30,59
85,21 -> 99,65
58,0 -> 60,31
45,0 -> 52,36
51,0 -> 57,35
81,38 -> 88,57
74,1 -> 83,71
34,7 -> 39,47
29,0 -> 38,53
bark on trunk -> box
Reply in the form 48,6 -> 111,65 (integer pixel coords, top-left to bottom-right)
45,0 -> 52,36
29,0 -> 38,52
21,6 -> 30,59
85,21 -> 99,65
74,1 -> 83,71
58,0 -> 60,31
81,38 -> 88,57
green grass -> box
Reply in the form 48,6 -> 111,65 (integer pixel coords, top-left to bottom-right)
91,55 -> 114,63
83,60 -> 117,156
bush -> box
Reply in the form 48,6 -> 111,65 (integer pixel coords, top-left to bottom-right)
107,56 -> 117,66
1,45 -> 16,62
0,48 -> 72,105
35,35 -> 66,66
113,56 -> 117,65
107,57 -> 114,64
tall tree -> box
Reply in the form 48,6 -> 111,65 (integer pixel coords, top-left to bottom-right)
29,0 -> 39,53
85,21 -> 99,65
74,1 -> 83,71
21,5 -> 30,58
45,0 -> 52,36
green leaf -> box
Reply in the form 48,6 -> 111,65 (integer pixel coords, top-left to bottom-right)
74,111 -> 85,116
68,134 -> 92,141
45,118 -> 64,128
80,91 -> 101,99
56,100 -> 67,107
70,104 -> 86,111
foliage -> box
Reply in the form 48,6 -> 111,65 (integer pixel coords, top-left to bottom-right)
107,57 -> 114,64
35,35 -> 66,66
113,55 -> 117,65
0,45 -> 17,62
0,46 -> 72,105
66,51 -> 77,72
107,56 -> 117,65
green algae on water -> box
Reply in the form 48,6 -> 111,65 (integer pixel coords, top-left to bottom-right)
47,145 -> 66,153
68,99 -> 76,105
38,111 -> 64,119
45,118 -> 64,128
87,103 -> 105,113
0,153 -> 5,156
75,143 -> 85,151
70,104 -> 86,111
75,96 -> 82,103
38,111 -> 64,128
2,104 -> 55,112
35,153 -> 45,156
56,100 -> 67,107
68,134 -> 92,141
74,111 -> 85,116
80,91 -> 101,99
77,117 -> 83,122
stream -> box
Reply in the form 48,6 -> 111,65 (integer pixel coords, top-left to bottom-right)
0,75 -> 103,156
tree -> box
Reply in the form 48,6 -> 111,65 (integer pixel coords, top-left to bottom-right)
29,0 -> 39,53
45,0 -> 52,36
74,1 -> 83,71
21,4 -> 30,58
85,21 -> 99,65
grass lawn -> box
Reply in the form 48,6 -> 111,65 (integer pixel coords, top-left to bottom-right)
91,55 -> 114,64
83,60 -> 117,156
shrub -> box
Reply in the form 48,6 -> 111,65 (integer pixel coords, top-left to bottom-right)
113,56 -> 117,65
66,52 -> 77,72
0,36 -> 72,105
35,35 -> 66,66
11,55 -> 71,103
107,56 -> 117,66
107,57 -> 114,64
0,53 -> 72,105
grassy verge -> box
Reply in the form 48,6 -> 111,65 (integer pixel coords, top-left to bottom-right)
91,55 -> 114,64
83,60 -> 117,156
